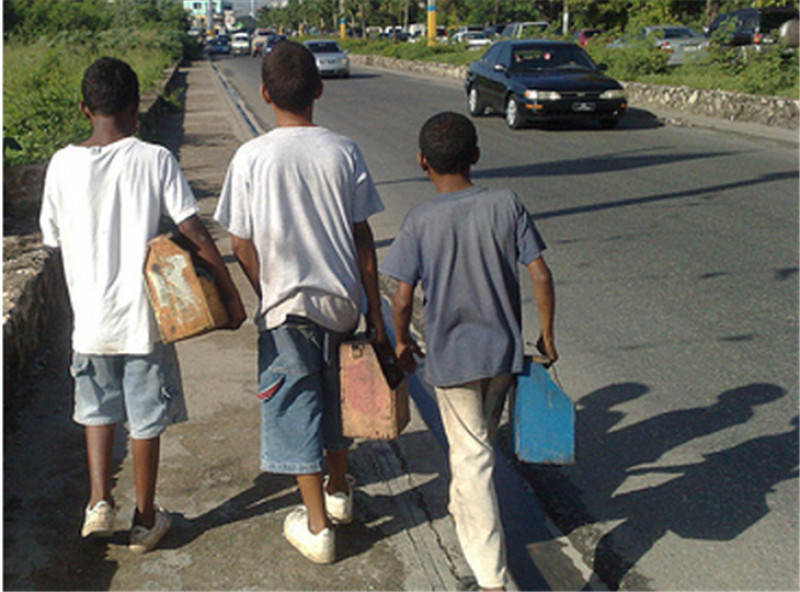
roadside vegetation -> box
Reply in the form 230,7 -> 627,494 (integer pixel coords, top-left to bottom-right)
3,0 -> 195,168
337,34 -> 798,99
263,0 -> 799,99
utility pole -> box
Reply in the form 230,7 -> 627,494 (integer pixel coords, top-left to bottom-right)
340,0 -> 346,39
562,0 -> 569,37
427,0 -> 436,47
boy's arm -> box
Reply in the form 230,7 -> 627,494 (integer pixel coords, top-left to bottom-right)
392,281 -> 424,374
177,215 -> 246,329
527,256 -> 558,365
230,234 -> 261,298
353,221 -> 388,343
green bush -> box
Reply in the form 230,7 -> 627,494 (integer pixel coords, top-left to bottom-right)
586,36 -> 671,78
3,30 -> 181,168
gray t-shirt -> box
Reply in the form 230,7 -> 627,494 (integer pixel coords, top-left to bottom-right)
380,185 -> 545,387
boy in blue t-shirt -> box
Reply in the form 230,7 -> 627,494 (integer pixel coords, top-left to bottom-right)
380,111 -> 557,590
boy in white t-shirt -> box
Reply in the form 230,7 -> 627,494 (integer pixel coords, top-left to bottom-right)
39,57 -> 245,553
214,41 -> 390,564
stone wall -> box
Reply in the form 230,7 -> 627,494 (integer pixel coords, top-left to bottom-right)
348,53 -> 800,130
2,62 -> 181,414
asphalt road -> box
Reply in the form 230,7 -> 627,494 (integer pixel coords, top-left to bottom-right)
214,54 -> 799,591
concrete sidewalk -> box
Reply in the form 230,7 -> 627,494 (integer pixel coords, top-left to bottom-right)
3,59 -> 473,591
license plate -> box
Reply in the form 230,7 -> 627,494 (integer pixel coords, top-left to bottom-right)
572,102 -> 596,112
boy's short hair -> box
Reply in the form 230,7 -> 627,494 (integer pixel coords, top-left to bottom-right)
81,57 -> 139,115
261,40 -> 321,113
419,112 -> 478,175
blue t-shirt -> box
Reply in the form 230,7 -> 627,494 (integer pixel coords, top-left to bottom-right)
380,185 -> 546,387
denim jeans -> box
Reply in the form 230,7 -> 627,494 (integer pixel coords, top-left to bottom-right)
71,342 -> 186,439
257,317 -> 352,474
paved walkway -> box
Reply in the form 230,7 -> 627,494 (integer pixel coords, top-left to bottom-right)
3,59 -> 473,591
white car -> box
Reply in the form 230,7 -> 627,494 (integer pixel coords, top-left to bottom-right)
303,40 -> 350,78
452,31 -> 493,49
231,32 -> 250,56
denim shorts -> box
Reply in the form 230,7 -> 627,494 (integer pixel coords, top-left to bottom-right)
71,342 -> 187,439
257,317 -> 352,474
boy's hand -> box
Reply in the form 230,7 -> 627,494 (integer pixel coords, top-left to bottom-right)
224,296 -> 247,330
536,334 -> 558,367
395,340 -> 424,374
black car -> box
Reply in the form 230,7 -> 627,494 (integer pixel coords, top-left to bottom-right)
465,40 -> 627,129
708,6 -> 799,47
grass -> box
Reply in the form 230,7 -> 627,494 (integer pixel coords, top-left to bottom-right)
3,30 -> 181,168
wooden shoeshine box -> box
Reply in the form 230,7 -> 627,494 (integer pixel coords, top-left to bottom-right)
144,233 -> 229,343
340,338 -> 409,440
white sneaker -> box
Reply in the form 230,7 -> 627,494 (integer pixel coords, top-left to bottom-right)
283,505 -> 334,564
323,474 -> 355,524
129,506 -> 171,553
81,500 -> 116,538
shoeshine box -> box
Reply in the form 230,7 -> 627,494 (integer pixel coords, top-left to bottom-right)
144,232 -> 229,343
340,338 -> 409,440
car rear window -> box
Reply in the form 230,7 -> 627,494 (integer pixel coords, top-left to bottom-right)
307,42 -> 341,53
761,11 -> 798,31
512,46 -> 594,70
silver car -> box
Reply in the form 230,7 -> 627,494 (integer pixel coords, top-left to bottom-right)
303,40 -> 350,78
608,25 -> 708,65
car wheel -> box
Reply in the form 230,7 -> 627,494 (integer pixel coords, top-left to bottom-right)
468,86 -> 484,116
505,96 -> 523,129
599,118 -> 620,130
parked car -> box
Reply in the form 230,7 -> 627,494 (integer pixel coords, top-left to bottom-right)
501,21 -> 550,39
707,6 -> 799,48
207,36 -> 231,56
451,31 -> 493,49
303,40 -> 350,78
231,31 -> 250,56
484,23 -> 508,38
456,25 -> 485,35
607,25 -> 708,65
465,40 -> 627,129
574,28 -> 603,47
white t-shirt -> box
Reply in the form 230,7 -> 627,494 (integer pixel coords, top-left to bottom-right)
39,137 -> 199,354
214,126 -> 384,333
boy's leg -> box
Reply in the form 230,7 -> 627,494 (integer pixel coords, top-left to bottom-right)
72,352 -> 124,537
321,330 -> 354,525
297,472 -> 329,533
324,449 -> 349,494
435,374 -> 513,590
86,424 -> 116,507
131,436 -> 160,528
123,343 -> 186,551
258,323 -> 335,562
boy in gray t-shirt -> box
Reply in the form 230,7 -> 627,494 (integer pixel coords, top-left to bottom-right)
380,112 -> 557,590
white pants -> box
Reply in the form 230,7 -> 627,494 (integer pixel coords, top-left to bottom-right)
435,374 -> 514,589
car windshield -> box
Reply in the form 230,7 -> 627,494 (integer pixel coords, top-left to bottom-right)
306,42 -> 342,53
511,46 -> 595,71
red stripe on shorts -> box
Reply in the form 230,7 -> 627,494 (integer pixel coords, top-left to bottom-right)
258,376 -> 285,401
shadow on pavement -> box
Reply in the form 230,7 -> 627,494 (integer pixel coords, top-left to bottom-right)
503,381 -> 797,589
